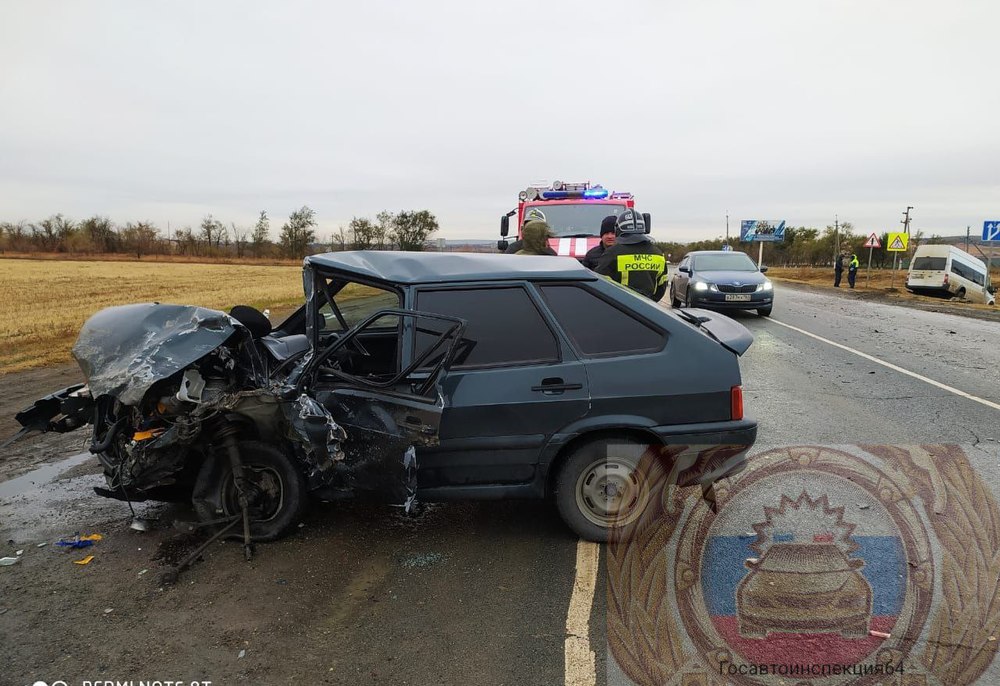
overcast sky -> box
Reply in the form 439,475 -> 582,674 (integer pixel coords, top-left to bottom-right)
2,0 -> 998,242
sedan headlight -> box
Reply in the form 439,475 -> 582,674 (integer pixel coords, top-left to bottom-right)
694,281 -> 709,292
757,281 -> 773,292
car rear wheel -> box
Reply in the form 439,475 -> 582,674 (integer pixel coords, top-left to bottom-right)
554,437 -> 652,542
757,306 -> 772,317
192,440 -> 307,542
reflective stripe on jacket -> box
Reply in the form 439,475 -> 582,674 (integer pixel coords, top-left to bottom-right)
595,237 -> 667,301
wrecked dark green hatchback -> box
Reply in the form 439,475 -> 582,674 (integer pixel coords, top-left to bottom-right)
14,251 -> 756,543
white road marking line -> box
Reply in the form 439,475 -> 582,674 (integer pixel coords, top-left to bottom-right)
565,540 -> 599,686
769,317 -> 1000,412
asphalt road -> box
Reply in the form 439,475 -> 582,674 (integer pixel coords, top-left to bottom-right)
740,285 -> 1000,445
2,283 -> 1000,686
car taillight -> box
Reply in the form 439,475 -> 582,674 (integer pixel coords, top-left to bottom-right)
731,385 -> 743,421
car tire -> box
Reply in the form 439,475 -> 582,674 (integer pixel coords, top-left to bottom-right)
757,306 -> 772,317
554,437 -> 654,542
192,440 -> 307,542
670,287 -> 682,309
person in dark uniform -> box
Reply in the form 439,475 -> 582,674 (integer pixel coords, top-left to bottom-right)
834,252 -> 845,287
595,209 -> 667,301
582,215 -> 618,270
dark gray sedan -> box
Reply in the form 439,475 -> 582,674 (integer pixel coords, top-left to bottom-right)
669,250 -> 774,316
15,252 -> 757,544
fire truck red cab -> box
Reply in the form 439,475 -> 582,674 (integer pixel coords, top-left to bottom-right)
497,181 -> 650,260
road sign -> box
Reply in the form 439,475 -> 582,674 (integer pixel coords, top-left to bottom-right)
721,243 -> 732,252
984,221 -> 1000,242
863,233 -> 882,249
887,232 -> 908,252
740,220 -> 786,242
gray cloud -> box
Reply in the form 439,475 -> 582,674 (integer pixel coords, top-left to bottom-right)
1,0 -> 997,242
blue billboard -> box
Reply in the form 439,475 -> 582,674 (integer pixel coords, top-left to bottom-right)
740,220 -> 786,242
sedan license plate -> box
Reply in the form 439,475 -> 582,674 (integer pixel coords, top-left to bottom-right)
725,294 -> 752,302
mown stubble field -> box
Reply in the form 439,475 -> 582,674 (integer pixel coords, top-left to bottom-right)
0,258 -> 304,373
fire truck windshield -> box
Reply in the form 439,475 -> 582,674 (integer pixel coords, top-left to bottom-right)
525,203 -> 627,237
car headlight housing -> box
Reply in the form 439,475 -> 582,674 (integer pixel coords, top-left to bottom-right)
757,281 -> 773,292
694,281 -> 709,292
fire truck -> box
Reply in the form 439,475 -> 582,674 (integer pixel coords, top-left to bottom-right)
497,181 -> 651,260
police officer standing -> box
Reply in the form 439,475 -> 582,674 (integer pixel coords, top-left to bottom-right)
848,252 -> 860,288
596,209 -> 667,301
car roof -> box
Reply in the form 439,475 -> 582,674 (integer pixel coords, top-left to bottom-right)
686,250 -> 752,256
305,250 -> 597,285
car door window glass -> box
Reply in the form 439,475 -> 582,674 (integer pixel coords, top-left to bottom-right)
415,287 -> 559,368
319,282 -> 400,333
539,285 -> 665,356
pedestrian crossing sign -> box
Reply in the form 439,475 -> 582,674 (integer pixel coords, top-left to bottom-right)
863,233 -> 881,249
886,232 -> 908,252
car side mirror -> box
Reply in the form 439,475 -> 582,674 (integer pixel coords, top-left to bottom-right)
759,266 -> 768,273
497,239 -> 509,252
679,266 -> 691,274
500,215 -> 510,237
642,212 -> 651,234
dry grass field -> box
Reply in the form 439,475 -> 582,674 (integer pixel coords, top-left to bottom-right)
0,258 -> 305,373
1,251 -> 301,266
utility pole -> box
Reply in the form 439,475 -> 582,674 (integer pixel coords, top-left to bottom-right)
901,205 -> 914,267
891,206 -> 913,290
725,212 -> 729,245
966,225 -> 971,253
834,214 -> 839,264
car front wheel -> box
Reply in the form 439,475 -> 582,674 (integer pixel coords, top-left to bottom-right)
670,287 -> 682,309
757,306 -> 772,317
554,437 -> 653,542
192,440 -> 308,542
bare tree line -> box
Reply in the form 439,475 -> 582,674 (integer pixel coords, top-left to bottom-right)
0,207 -> 440,259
